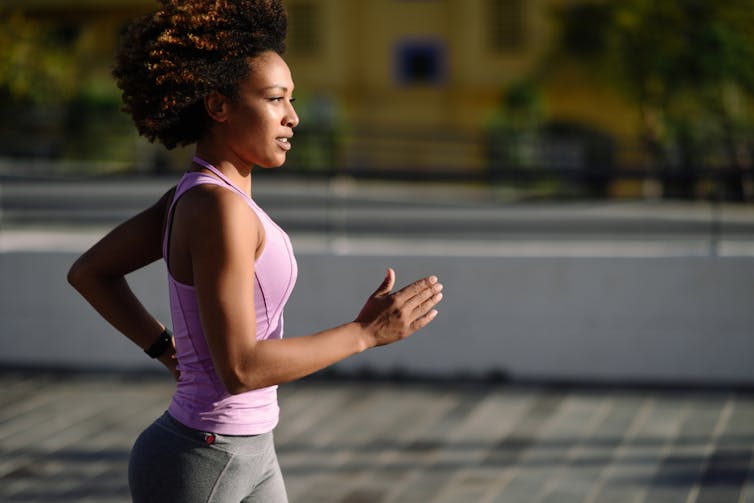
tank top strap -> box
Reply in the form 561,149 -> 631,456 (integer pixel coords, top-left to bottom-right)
162,156 -> 258,262
192,155 -> 252,203
161,170 -> 225,260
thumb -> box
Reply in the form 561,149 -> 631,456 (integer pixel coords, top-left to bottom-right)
372,268 -> 395,297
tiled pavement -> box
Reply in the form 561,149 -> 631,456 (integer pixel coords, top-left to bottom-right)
1,371 -> 753,503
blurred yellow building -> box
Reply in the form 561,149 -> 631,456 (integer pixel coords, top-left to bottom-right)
288,0 -> 633,131
284,0 -> 639,186
4,0 -> 639,189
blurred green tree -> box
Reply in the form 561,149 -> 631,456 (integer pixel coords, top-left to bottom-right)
486,78 -> 546,174
0,11 -> 78,104
0,10 -> 135,165
553,0 -> 754,201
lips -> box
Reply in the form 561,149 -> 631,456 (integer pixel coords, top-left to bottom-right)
276,136 -> 292,151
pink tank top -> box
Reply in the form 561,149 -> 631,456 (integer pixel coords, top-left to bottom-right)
163,156 -> 297,435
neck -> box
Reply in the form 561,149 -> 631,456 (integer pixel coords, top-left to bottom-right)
193,142 -> 253,195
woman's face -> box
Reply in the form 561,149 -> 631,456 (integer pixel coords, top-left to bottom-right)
220,51 -> 299,168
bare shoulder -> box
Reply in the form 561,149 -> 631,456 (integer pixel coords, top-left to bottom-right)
177,184 -> 246,218
175,184 -> 261,244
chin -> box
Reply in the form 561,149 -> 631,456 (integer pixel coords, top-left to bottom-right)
264,154 -> 288,169
258,159 -> 286,169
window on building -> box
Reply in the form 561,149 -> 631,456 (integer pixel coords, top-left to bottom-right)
287,1 -> 321,57
488,0 -> 527,52
52,22 -> 81,45
394,39 -> 447,86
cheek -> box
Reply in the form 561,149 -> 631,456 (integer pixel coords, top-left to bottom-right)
228,115 -> 263,146
241,109 -> 274,137
225,104 -> 280,158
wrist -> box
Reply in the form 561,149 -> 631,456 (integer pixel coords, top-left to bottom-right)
144,327 -> 172,358
350,321 -> 375,353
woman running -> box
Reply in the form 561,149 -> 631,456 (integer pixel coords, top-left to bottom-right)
67,1 -> 443,501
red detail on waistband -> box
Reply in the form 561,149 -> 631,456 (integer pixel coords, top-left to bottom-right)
205,433 -> 216,445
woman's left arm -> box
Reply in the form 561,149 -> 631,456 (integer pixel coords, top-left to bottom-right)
67,187 -> 178,378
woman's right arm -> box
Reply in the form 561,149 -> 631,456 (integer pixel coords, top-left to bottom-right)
67,187 -> 178,378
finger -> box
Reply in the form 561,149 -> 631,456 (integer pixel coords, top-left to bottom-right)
409,308 -> 439,332
371,268 -> 395,297
410,289 -> 443,317
398,278 -> 443,310
401,280 -> 443,314
393,275 -> 439,303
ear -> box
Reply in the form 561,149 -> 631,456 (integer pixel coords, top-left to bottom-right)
204,91 -> 230,122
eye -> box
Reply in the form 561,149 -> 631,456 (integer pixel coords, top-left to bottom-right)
289,98 -> 296,103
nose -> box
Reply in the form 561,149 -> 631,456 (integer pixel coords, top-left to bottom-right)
284,102 -> 299,129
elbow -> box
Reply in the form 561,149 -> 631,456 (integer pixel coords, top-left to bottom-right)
67,257 -> 89,292
221,371 -> 246,395
220,367 -> 267,395
224,382 -> 249,396
67,255 -> 105,296
222,376 -> 253,396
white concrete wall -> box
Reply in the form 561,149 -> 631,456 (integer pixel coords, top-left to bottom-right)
1,250 -> 753,385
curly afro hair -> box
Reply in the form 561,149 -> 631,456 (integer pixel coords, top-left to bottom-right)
113,0 -> 287,149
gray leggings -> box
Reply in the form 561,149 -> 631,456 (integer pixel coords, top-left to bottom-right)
128,412 -> 288,503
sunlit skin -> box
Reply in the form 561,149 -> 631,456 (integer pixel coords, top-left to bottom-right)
194,51 -> 300,195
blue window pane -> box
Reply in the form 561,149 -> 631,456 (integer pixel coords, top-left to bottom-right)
394,39 -> 447,85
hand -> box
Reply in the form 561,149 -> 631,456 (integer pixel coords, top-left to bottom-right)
157,338 -> 180,381
355,268 -> 443,348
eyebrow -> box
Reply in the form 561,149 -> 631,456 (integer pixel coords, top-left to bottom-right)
262,85 -> 292,92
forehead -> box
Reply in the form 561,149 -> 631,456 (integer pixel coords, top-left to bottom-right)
244,51 -> 294,90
